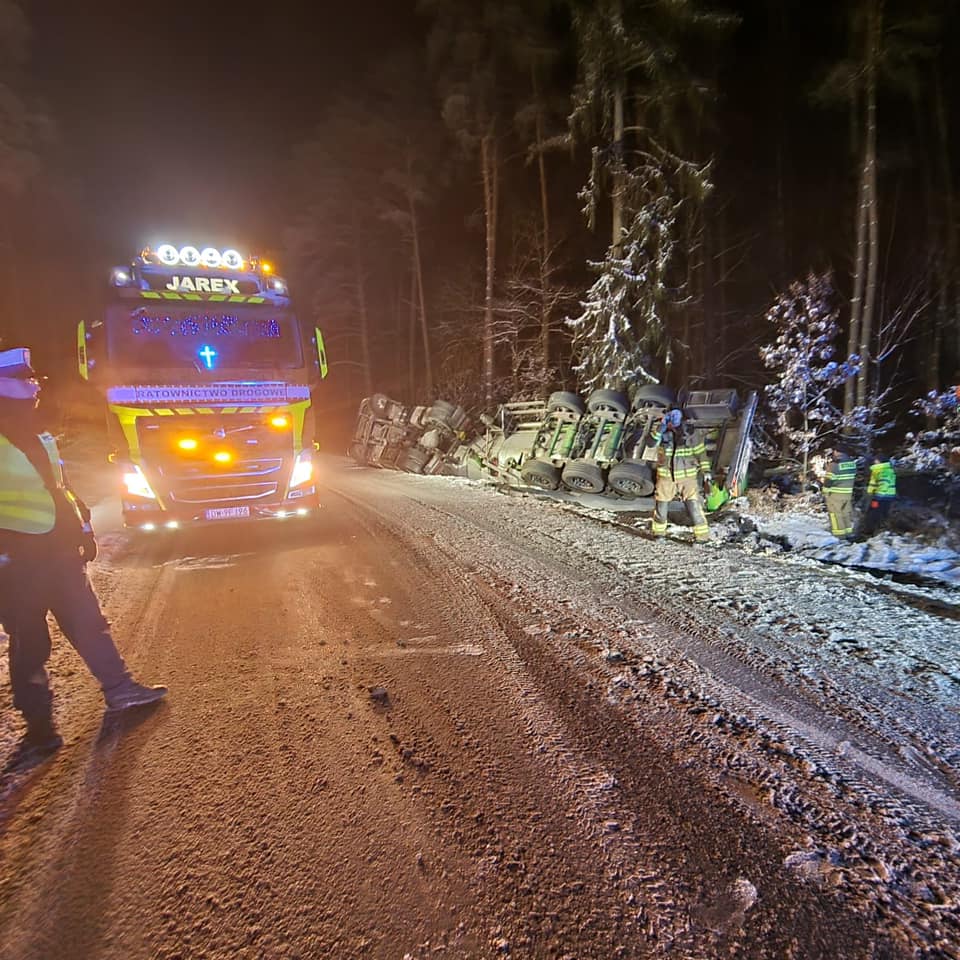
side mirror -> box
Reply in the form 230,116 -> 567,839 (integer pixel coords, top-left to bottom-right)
77,322 -> 89,380
314,327 -> 328,380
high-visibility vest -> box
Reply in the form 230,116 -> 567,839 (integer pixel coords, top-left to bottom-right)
867,461 -> 897,498
657,430 -> 711,481
824,457 -> 857,495
0,432 -> 63,534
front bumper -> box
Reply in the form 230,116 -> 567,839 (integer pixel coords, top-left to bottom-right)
122,486 -> 320,529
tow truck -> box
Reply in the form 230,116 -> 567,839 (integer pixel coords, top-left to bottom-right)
78,243 -> 328,529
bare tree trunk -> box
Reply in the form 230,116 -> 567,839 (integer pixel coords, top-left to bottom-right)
346,205 -> 373,397
352,249 -> 373,398
702,203 -> 717,381
856,0 -> 881,410
846,159 -> 869,416
769,0 -> 789,284
717,204 -> 728,375
611,80 -> 625,257
481,131 -> 499,406
681,206 -> 693,385
934,62 -> 959,381
408,258 -> 418,401
533,66 -> 552,375
407,173 -> 433,397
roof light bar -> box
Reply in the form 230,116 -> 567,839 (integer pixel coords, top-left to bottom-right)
149,244 -> 248,270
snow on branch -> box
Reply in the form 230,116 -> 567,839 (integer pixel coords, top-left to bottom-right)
760,271 -> 861,484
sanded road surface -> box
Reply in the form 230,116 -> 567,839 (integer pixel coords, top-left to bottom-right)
1,459 -> 957,959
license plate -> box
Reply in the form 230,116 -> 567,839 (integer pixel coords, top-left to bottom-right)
204,506 -> 251,521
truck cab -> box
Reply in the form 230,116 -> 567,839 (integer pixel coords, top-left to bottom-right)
78,243 -> 327,529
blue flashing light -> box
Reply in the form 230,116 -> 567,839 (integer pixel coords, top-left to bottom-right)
198,345 -> 217,369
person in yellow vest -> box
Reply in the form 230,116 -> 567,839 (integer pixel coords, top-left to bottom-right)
650,408 -> 712,543
822,447 -> 858,538
860,454 -> 897,537
0,348 -> 166,768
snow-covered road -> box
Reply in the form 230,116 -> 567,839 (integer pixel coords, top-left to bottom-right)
0,456 -> 957,958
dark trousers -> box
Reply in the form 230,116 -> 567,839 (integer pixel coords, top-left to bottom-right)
1,543 -> 129,720
861,497 -> 893,536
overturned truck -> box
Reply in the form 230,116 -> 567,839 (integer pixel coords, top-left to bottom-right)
349,385 -> 757,509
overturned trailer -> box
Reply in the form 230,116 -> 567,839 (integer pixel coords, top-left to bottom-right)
349,385 -> 757,510
349,394 -> 469,475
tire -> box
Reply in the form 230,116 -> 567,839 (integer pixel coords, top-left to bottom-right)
547,391 -> 585,416
607,461 -> 654,498
561,459 -> 606,494
401,446 -> 431,474
425,400 -> 466,432
519,458 -> 561,490
370,393 -> 391,416
631,384 -> 676,410
348,443 -> 368,465
586,389 -> 630,416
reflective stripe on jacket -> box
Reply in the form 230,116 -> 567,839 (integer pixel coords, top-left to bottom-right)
657,431 -> 711,482
823,457 -> 857,495
0,432 -> 62,534
867,461 -> 896,498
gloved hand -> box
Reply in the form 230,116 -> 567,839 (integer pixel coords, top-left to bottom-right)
702,472 -> 713,490
78,523 -> 98,564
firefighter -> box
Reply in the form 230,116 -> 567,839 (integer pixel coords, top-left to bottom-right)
822,446 -> 858,538
860,454 -> 897,537
651,408 -> 712,543
0,348 -> 167,768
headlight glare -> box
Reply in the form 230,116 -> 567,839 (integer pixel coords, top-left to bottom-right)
123,465 -> 156,499
290,453 -> 313,487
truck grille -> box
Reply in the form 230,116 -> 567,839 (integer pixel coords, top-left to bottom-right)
159,458 -> 284,505
136,414 -> 291,506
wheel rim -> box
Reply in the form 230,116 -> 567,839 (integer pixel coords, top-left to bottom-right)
566,476 -> 600,492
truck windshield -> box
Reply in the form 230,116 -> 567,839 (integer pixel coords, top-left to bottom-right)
105,303 -> 304,371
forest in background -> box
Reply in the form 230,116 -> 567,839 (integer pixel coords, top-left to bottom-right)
2,0 -> 960,465
282,0 -> 960,462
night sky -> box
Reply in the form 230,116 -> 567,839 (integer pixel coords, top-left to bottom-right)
30,0 -> 419,258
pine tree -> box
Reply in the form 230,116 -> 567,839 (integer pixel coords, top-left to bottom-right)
565,0 -> 731,388
569,154 -> 710,390
760,272 -> 861,487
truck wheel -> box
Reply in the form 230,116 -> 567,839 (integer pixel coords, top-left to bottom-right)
370,393 -> 392,417
520,458 -> 561,490
586,389 -> 630,416
425,400 -> 466,432
401,446 -> 431,474
561,460 -> 606,494
607,461 -> 654,498
631,385 -> 676,410
547,391 -> 585,416
348,443 -> 368,465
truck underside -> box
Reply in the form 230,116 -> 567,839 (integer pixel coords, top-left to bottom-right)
349,387 -> 757,512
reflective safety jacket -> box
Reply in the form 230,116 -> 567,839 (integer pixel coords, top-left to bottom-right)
867,460 -> 897,498
824,456 -> 857,496
657,428 -> 711,482
0,431 -> 84,536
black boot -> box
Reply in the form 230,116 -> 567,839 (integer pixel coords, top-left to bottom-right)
103,679 -> 168,712
5,716 -> 63,772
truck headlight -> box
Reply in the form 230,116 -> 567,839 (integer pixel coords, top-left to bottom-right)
289,452 -> 313,488
123,465 -> 157,499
